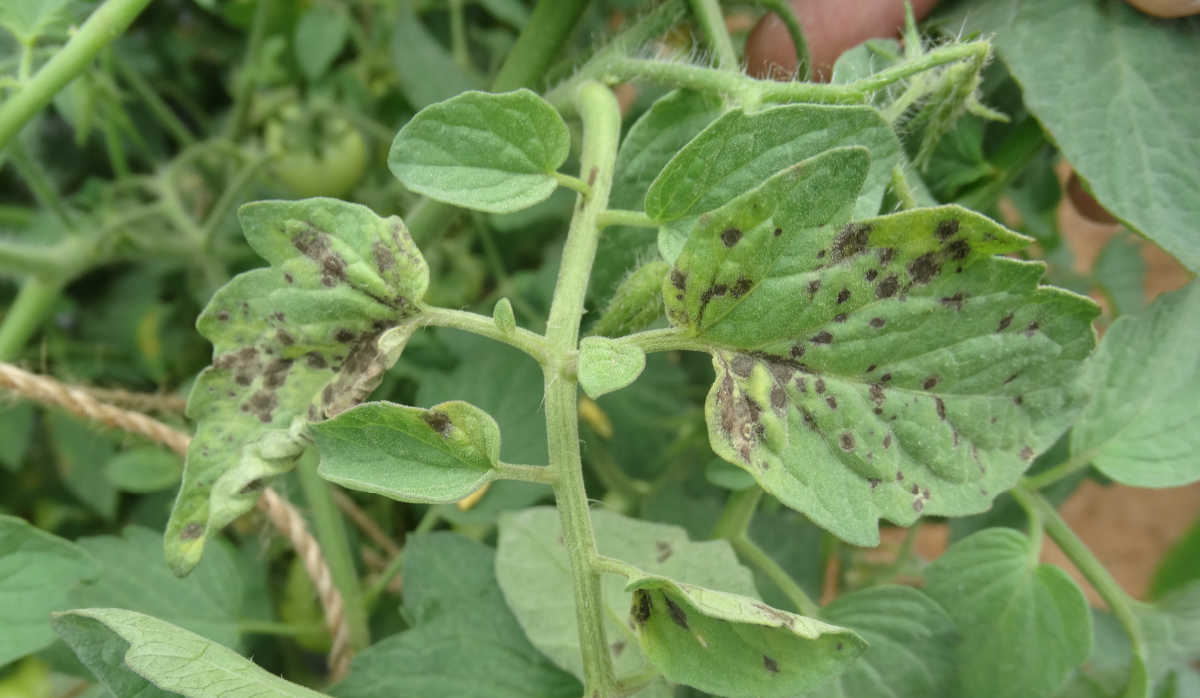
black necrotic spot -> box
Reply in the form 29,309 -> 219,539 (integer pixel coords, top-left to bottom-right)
836,288 -> 851,304
815,378 -> 826,394
763,655 -> 779,674
834,313 -> 847,323
423,411 -> 452,435
946,239 -> 971,260
936,219 -> 960,240
773,227 -> 782,237
790,344 -> 805,359
720,227 -> 742,247
940,292 -> 965,310
181,523 -> 204,540
826,396 -> 838,410
812,331 -> 833,344
997,314 -> 1014,332
869,317 -> 885,328
908,253 -> 941,284
840,432 -> 855,450
865,268 -> 878,282
305,352 -> 328,369
670,269 -> 687,290
832,222 -> 872,261
335,329 -> 356,343
935,397 -> 946,420
876,275 -> 899,299
807,279 -> 821,295
633,590 -> 652,625
922,375 -> 939,390
664,594 -> 689,629
730,277 -> 753,298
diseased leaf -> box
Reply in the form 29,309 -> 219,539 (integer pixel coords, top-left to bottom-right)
496,507 -> 758,684
166,197 -> 428,576
388,89 -> 569,213
1072,281 -> 1200,488
71,527 -> 246,651
578,336 -> 646,399
52,609 -> 325,698
802,585 -> 958,697
314,400 -> 508,502
665,148 -> 1097,545
925,528 -> 1092,698
0,516 -> 98,667
627,576 -> 863,698
943,0 -> 1200,273
646,104 -> 901,263
332,533 -> 580,698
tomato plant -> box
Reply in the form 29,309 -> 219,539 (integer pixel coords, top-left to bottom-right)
1,1 -> 1198,697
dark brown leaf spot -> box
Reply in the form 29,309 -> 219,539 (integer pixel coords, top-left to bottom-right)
807,279 -> 821,295
335,329 -> 356,343
1025,321 -> 1040,337
246,390 -> 277,423
812,331 -> 833,345
817,249 -> 826,258
834,313 -> 847,323
881,373 -> 892,382
876,275 -> 899,299
656,541 -> 672,563
763,655 -> 779,674
869,317 -> 885,329
263,358 -> 293,389
935,396 -> 946,420
773,227 -> 782,237
870,383 -> 885,405
836,288 -> 851,304
1014,394 -> 1024,406
878,247 -> 897,265
795,376 -> 808,393
611,641 -> 625,656
896,470 -> 904,481
731,355 -> 754,377
946,238 -> 971,260
664,594 -> 689,629
293,227 -> 348,287
840,432 -> 855,450
670,269 -> 687,290
423,410 -> 452,436
866,364 -> 876,373
789,344 -> 805,359
181,523 -> 204,540
721,227 -> 742,247
922,376 -> 939,390
883,433 -> 892,449
801,408 -> 818,430
216,311 -> 230,322
771,386 -> 787,410
865,268 -> 878,282
283,272 -> 294,284
1020,446 -> 1034,461
936,219 -> 959,240
913,499 -> 925,512
633,590 -> 652,625
940,292 -> 965,310
869,477 -> 881,489
238,478 -> 264,495
997,314 -> 1014,332
587,166 -> 598,187
373,241 -> 396,273
826,395 -> 838,410
908,253 -> 941,284
305,352 -> 328,369
729,277 -> 753,298
815,378 -> 826,394
832,222 -> 872,261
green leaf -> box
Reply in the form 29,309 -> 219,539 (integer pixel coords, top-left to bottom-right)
52,609 -> 325,698
646,104 -> 902,263
71,526 -> 246,651
46,412 -> 119,521
166,197 -> 427,575
294,3 -> 349,80
496,507 -> 759,684
591,259 -> 671,338
627,576 -> 864,698
314,400 -> 504,503
332,532 -> 581,698
944,0 -> 1200,273
0,516 -> 98,667
1093,232 -> 1146,318
666,147 -> 1097,545
0,0 -> 75,44
1150,516 -> 1200,600
831,38 -> 901,86
578,336 -> 646,399
0,402 -> 34,472
388,89 -> 569,213
1141,581 -> 1200,688
802,585 -> 958,697
925,528 -> 1092,698
1072,281 -> 1200,487
103,448 -> 182,493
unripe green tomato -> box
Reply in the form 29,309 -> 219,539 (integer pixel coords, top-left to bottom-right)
263,106 -> 368,198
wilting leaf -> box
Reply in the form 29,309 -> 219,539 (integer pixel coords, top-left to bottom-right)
628,575 -> 864,697
166,197 -> 428,575
314,400 -> 508,502
1072,281 -> 1200,488
664,148 -> 1097,545
0,516 -> 98,667
925,528 -> 1092,698
52,609 -> 324,698
646,104 -> 901,263
578,336 -> 646,399
389,89 -> 569,213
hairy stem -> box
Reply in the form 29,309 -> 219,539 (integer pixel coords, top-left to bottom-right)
596,209 -> 656,230
688,0 -> 739,71
421,306 -> 549,361
753,0 -> 810,80
296,450 -> 370,652
0,0 -> 154,152
543,81 -> 622,696
1013,486 -> 1149,697
1022,448 -> 1096,491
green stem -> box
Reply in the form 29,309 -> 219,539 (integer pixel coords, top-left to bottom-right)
0,275 -> 67,361
7,142 -> 73,227
448,0 -> 470,70
0,0 -> 154,152
364,550 -> 405,607
688,0 -> 738,72
495,462 -> 558,485
1013,486 -> 1149,698
491,0 -> 589,92
711,487 -> 819,616
890,165 -> 918,210
236,619 -> 326,637
555,172 -> 592,197
0,239 -> 79,277
542,81 -> 622,697
421,306 -> 549,361
113,54 -> 196,147
596,209 -> 656,230
752,0 -> 810,80
295,449 -> 370,652
224,0 -> 270,141
592,554 -> 643,579
619,327 -> 710,354
1022,449 -> 1096,491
